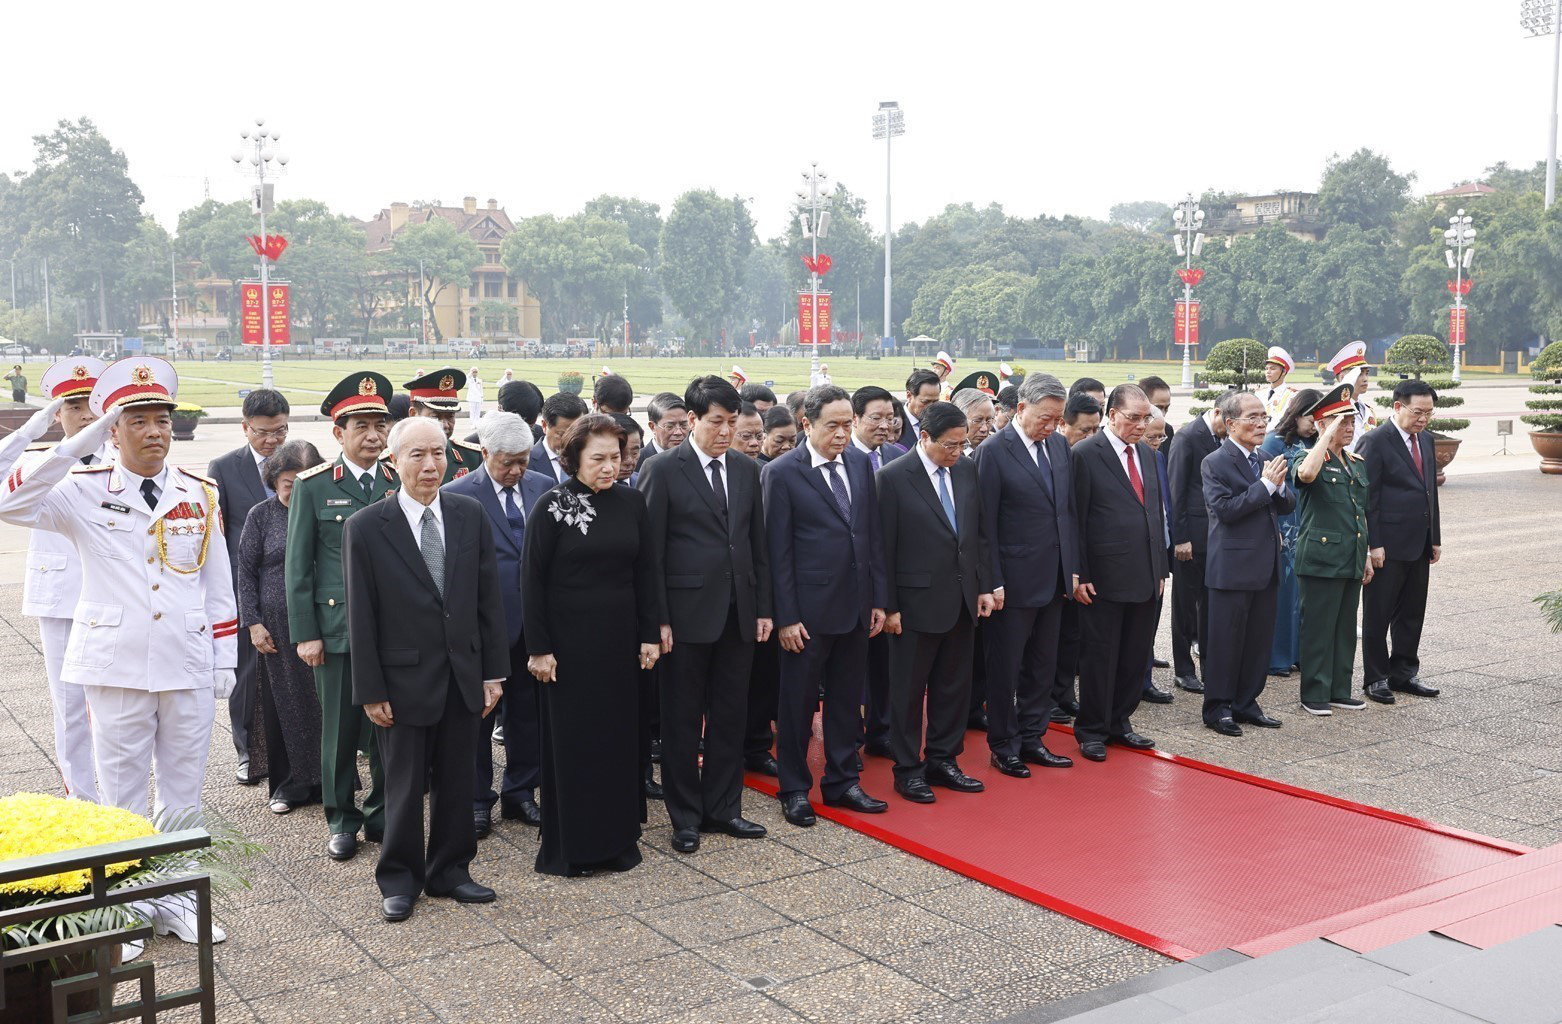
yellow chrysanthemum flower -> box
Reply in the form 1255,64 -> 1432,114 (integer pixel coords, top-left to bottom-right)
0,793 -> 158,897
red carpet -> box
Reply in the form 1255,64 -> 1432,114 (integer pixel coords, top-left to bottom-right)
744,724 -> 1529,960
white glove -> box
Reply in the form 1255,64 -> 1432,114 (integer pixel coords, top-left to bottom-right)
20,398 -> 65,442
57,407 -> 118,460
213,669 -> 237,700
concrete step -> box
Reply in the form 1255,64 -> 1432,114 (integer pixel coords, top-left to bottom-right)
992,949 -> 1250,1024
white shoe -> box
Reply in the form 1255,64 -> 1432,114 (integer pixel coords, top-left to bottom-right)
120,939 -> 145,961
153,904 -> 226,944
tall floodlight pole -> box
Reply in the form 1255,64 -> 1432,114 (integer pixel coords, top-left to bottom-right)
1445,209 -> 1477,382
231,117 -> 288,389
169,249 -> 179,356
1171,195 -> 1206,388
872,102 -> 904,354
1523,0 -> 1562,207
797,164 -> 831,382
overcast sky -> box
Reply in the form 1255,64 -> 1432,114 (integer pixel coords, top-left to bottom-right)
6,0 -> 1556,239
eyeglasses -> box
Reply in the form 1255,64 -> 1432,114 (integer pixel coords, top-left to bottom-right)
735,431 -> 762,442
1115,412 -> 1149,426
246,424 -> 289,439
859,412 -> 893,425
930,439 -> 964,453
1235,414 -> 1269,426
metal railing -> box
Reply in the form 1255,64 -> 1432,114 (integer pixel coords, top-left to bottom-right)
0,829 -> 217,1023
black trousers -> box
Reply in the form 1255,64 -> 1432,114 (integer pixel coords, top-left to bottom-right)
744,636 -> 780,759
1362,556 -> 1430,687
861,632 -> 892,750
1076,596 -> 1159,746
1052,600 -> 1080,710
984,598 -> 1064,757
231,627 -> 256,760
888,606 -> 974,779
474,634 -> 541,811
777,628 -> 867,802
1170,553 -> 1210,679
374,680 -> 479,898
661,605 -> 753,832
1142,590 -> 1166,691
1203,585 -> 1278,724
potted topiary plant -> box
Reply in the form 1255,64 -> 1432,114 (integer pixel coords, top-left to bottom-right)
1190,338 -> 1269,415
169,402 -> 205,442
1522,340 -> 1562,474
556,370 -> 584,396
1373,334 -> 1468,485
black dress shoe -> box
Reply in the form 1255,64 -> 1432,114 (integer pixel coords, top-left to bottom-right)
642,778 -> 665,800
1110,732 -> 1156,750
500,798 -> 543,827
381,894 -> 415,922
1366,680 -> 1396,705
327,832 -> 358,861
1140,685 -> 1174,705
1079,741 -> 1108,762
743,754 -> 780,777
1153,657 -> 1170,668
1208,718 -> 1243,737
1236,712 -> 1283,729
925,761 -> 984,792
1018,743 -> 1073,769
851,752 -> 864,772
671,828 -> 700,854
1058,699 -> 1081,717
1392,677 -> 1440,698
823,784 -> 888,814
473,809 -> 492,840
894,776 -> 937,803
430,881 -> 496,904
865,740 -> 895,759
1174,675 -> 1204,693
1049,707 -> 1074,723
780,793 -> 816,827
649,738 -> 662,763
989,753 -> 1031,778
967,712 -> 989,732
699,817 -> 767,839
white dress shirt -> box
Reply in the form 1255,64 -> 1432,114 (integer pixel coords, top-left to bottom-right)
341,453 -> 379,492
1393,421 -> 1423,470
117,463 -> 170,507
914,443 -> 954,503
1103,426 -> 1144,489
805,439 -> 850,500
690,437 -> 728,503
540,440 -> 566,482
397,489 -> 445,551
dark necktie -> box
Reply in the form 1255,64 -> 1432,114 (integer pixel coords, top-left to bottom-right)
140,477 -> 159,509
1409,435 -> 1424,479
1248,451 -> 1264,481
708,459 -> 727,518
79,455 -> 94,467
870,449 -> 881,472
360,472 -> 374,500
420,507 -> 445,598
824,462 -> 851,521
1032,439 -> 1054,498
502,486 -> 525,548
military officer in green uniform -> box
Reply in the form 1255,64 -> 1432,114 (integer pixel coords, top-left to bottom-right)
1288,383 -> 1374,717
286,372 -> 397,861
402,367 -> 482,482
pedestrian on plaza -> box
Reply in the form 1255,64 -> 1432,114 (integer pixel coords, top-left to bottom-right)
6,364 -> 27,402
1289,384 -> 1373,716
1259,388 -> 1321,677
236,439 -> 325,814
468,367 -> 485,424
523,414 -> 662,876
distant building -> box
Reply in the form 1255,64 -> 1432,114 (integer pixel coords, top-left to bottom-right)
361,196 -> 541,343
1427,182 -> 1496,201
137,268 -> 235,353
1202,192 -> 1327,244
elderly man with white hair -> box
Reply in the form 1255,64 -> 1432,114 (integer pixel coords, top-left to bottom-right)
952,388 -> 998,456
444,412 -> 556,836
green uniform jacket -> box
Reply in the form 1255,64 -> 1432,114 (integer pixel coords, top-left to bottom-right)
285,454 -> 399,653
1288,446 -> 1369,580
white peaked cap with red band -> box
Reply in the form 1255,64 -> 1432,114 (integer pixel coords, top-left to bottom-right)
89,356 -> 178,417
1265,346 -> 1294,374
42,357 -> 108,399
933,351 -> 955,375
729,364 -> 748,385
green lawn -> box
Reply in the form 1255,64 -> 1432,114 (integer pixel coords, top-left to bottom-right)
162,354 -> 1519,411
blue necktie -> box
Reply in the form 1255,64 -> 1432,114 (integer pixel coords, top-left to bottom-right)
502,486 -> 525,549
259,458 -> 275,498
936,467 -> 957,532
824,462 -> 851,521
1248,451 -> 1264,481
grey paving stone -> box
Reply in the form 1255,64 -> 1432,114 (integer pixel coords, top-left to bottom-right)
1286,986 -> 1488,1024
1393,925 -> 1562,1023
766,960 -> 948,1024
1171,956 -> 1404,1022
1357,932 -> 1479,975
1150,940 -> 1358,1012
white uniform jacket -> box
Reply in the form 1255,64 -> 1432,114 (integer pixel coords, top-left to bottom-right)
0,453 -> 238,690
17,446 -> 112,618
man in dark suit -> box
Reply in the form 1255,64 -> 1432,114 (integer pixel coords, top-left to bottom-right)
345,416 -> 509,923
1071,384 -> 1170,762
975,373 -> 1079,778
1357,378 -> 1443,705
1200,391 -> 1294,736
208,387 -> 290,784
898,369 -> 942,450
879,401 -> 995,803
529,391 -> 587,484
443,412 -> 554,836
762,384 -> 889,826
850,385 -> 903,760
638,392 -> 689,470
1166,400 -> 1226,694
639,376 -> 773,853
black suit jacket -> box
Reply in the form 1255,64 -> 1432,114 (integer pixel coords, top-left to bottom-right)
208,445 -> 269,569
344,492 -> 510,727
529,439 -> 568,485
442,466 -> 556,648
877,448 -> 986,634
974,424 -> 1078,609
1166,414 -> 1222,551
637,440 -> 661,471
1357,421 -> 1440,561
638,440 -> 772,643
1071,431 -> 1169,604
1202,439 -> 1295,591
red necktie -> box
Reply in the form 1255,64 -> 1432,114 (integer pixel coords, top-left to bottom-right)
1409,435 -> 1424,479
1124,446 -> 1145,504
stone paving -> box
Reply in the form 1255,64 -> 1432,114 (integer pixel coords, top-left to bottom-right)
0,468 -> 1557,1023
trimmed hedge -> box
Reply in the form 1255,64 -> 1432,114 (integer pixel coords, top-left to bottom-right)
1523,341 -> 1562,431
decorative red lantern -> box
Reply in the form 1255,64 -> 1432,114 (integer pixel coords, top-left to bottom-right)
802,254 -> 833,276
1176,268 -> 1205,287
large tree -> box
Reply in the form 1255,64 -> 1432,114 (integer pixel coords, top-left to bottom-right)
265,200 -> 369,339
382,218 -> 483,341
1318,148 -> 1414,233
658,190 -> 755,350
501,212 -> 645,342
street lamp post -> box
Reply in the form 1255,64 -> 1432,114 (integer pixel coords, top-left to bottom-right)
1171,195 -> 1206,388
230,117 -> 288,389
1523,0 -> 1562,207
872,101 -> 904,355
797,163 -> 831,383
1445,209 -> 1477,382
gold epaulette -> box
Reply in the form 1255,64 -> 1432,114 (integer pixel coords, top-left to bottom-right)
378,449 -> 394,462
295,462 -> 333,480
1346,450 -> 1364,462
70,464 -> 112,474
177,467 -> 216,486
24,442 -> 51,453
452,438 -> 481,452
